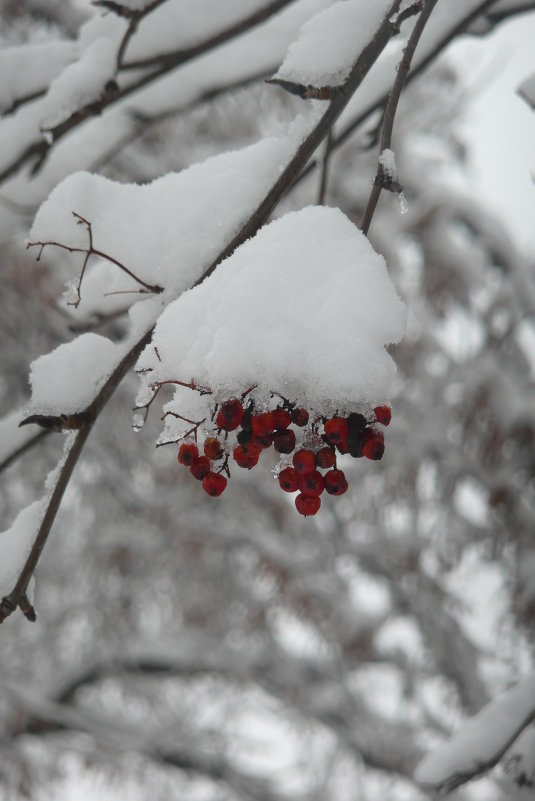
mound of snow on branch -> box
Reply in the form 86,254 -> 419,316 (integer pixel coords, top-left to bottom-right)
273,0 -> 392,88
28,334 -> 119,416
137,205 -> 405,438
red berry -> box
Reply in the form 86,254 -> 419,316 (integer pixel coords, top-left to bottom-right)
295,493 -> 321,516
216,398 -> 244,431
272,407 -> 291,429
292,449 -> 316,474
273,428 -> 296,454
362,428 -> 385,460
336,440 -> 350,455
204,437 -> 223,460
324,417 -> 349,444
315,446 -> 336,469
233,445 -> 260,469
178,442 -> 198,466
202,472 -> 227,497
291,407 -> 309,427
190,456 -> 211,480
374,405 -> 392,426
252,432 -> 274,450
251,411 -> 276,437
324,469 -> 348,496
278,466 -> 300,492
299,470 -> 324,497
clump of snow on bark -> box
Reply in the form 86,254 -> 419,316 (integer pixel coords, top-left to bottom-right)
379,148 -> 398,181
415,673 -> 535,792
273,0 -> 392,88
137,205 -> 405,433
28,333 -> 119,416
29,118 -> 318,311
0,501 -> 44,597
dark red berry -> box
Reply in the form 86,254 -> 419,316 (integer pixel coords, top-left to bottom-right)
278,466 -> 300,492
272,407 -> 291,429
252,432 -> 273,450
362,428 -> 385,460
233,445 -> 260,469
347,412 -> 367,433
178,442 -> 198,466
202,472 -> 227,497
240,408 -> 253,431
273,428 -> 296,454
204,437 -> 223,460
336,440 -> 350,455
295,493 -> 321,516
190,456 -> 211,480
216,398 -> 244,431
324,417 -> 349,444
251,411 -> 276,437
292,449 -> 316,474
315,446 -> 336,469
324,469 -> 348,496
374,405 -> 392,426
299,470 -> 324,497
291,407 -> 309,427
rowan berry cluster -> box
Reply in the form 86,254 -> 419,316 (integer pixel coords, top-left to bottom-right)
175,393 -> 392,517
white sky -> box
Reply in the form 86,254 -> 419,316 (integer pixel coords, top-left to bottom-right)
451,13 -> 535,255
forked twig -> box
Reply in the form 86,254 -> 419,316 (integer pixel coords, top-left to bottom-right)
27,212 -> 163,308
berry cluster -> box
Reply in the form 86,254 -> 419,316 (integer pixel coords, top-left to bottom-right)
175,393 -> 392,517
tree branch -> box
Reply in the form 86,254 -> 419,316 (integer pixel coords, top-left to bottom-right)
360,0 -> 439,236
0,1 -> 403,623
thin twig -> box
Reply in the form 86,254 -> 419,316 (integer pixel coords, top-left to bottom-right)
360,0 -> 439,236
27,212 -> 163,307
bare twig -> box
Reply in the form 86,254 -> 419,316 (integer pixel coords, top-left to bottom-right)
360,0 -> 439,236
27,212 -> 163,307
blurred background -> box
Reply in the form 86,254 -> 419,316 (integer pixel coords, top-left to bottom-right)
1,2 -> 535,799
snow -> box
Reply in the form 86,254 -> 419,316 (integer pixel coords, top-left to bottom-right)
415,673 -> 535,791
0,501 -> 44,597
379,148 -> 398,181
137,205 -> 406,437
29,118 -> 318,308
121,0 -> 286,65
0,42 -> 76,114
518,72 -> 535,110
28,334 -> 119,416
42,38 -> 117,129
273,0 -> 393,88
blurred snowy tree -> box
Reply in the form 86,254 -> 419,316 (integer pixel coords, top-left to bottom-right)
2,2 -> 535,799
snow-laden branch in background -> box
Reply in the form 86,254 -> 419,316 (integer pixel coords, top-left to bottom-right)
414,673 -> 535,793
0,0 -> 298,185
